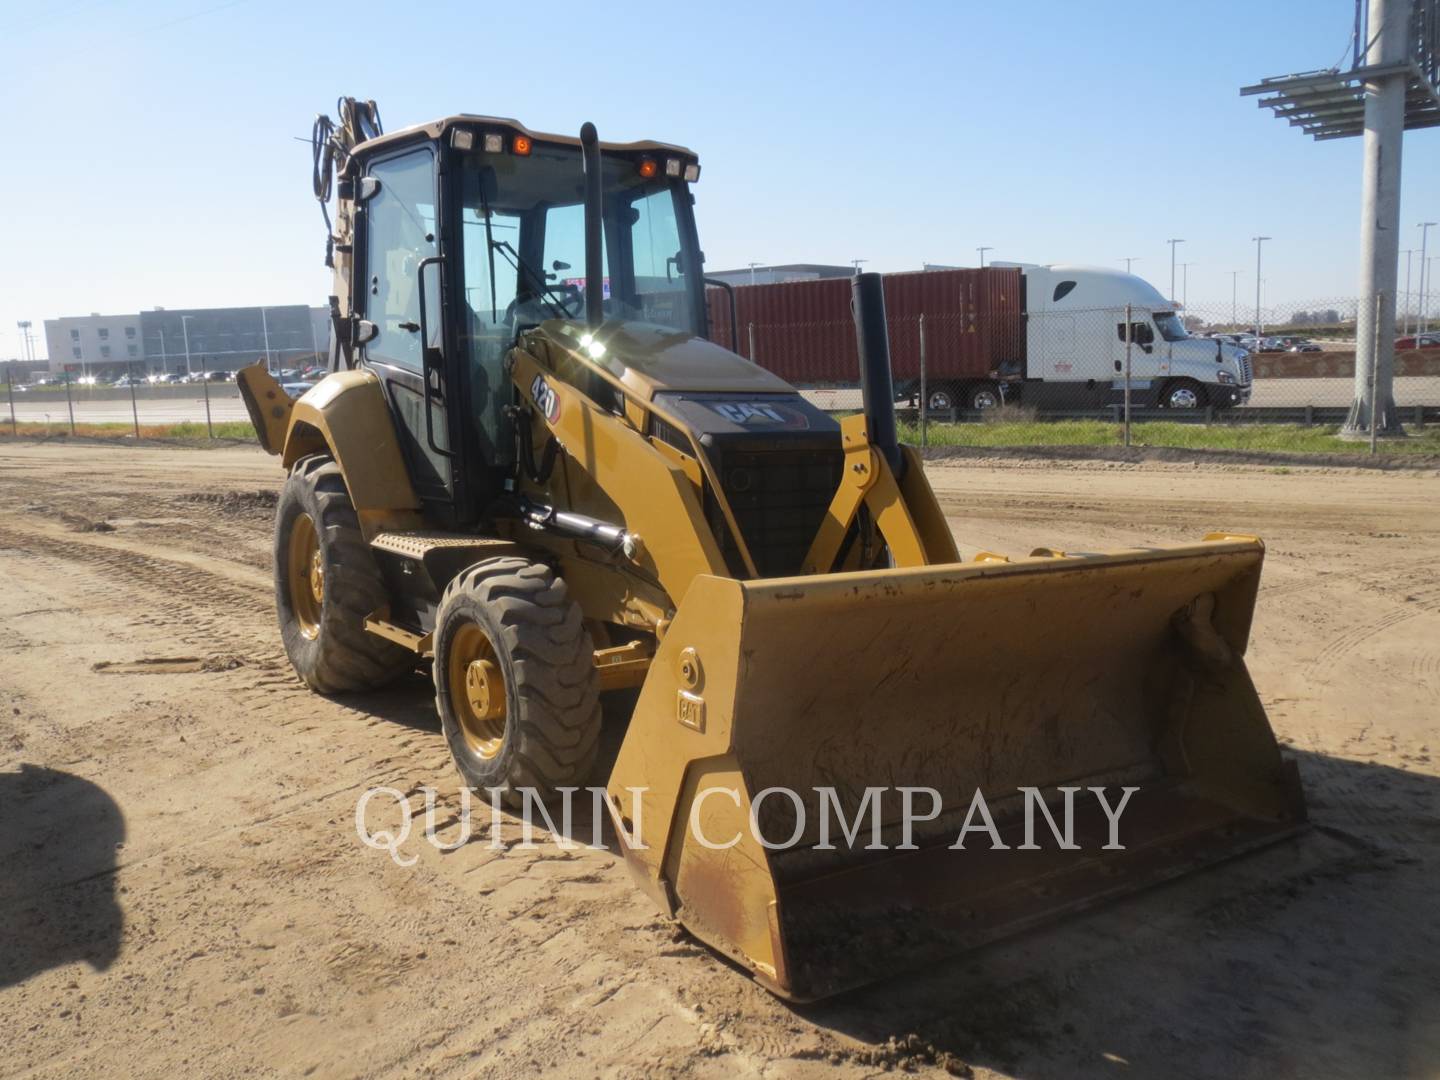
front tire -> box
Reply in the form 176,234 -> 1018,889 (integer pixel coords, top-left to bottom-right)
274,455 -> 413,693
433,557 -> 601,806
1161,378 -> 1206,410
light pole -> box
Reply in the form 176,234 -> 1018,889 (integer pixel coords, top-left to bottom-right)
308,312 -> 321,367
1229,270 -> 1243,327
1401,248 -> 1415,336
158,326 -> 167,379
180,315 -> 195,377
976,246 -> 992,269
1122,257 -> 1138,273
1252,237 -> 1270,341
1420,223 -> 1437,334
16,321 -> 33,365
1166,238 -> 1184,301
1180,262 -> 1194,311
746,261 -> 762,285
260,307 -> 274,373
850,259 -> 867,273
1422,256 -> 1434,336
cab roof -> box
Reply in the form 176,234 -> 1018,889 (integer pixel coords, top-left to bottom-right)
351,114 -> 698,163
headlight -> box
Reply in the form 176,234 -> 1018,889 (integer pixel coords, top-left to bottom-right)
1216,371 -> 1236,385
1234,348 -> 1249,359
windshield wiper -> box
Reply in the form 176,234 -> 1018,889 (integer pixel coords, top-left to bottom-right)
489,239 -> 577,320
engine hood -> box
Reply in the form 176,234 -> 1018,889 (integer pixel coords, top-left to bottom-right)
537,319 -> 795,400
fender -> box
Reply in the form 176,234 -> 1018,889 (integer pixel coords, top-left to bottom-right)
237,362 -> 420,514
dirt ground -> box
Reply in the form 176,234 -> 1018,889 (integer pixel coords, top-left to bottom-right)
0,440 -> 1436,1079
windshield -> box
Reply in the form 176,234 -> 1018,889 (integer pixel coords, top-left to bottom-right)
458,144 -> 701,337
1153,311 -> 1188,342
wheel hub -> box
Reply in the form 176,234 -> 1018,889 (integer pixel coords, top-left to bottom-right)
448,623 -> 508,759
464,658 -> 505,722
287,511 -> 323,641
308,546 -> 325,604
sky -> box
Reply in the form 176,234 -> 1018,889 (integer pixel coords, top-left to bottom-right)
2,0 -> 1438,360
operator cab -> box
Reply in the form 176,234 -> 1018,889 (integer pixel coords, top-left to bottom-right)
346,116 -> 706,524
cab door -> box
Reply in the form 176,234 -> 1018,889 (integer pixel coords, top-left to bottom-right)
356,144 -> 455,513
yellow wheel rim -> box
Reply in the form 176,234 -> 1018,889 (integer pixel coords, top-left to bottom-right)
448,622 -> 508,759
288,512 -> 323,640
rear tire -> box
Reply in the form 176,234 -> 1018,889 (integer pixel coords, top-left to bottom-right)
274,455 -> 413,693
968,382 -> 1002,410
925,385 -> 956,412
433,557 -> 601,807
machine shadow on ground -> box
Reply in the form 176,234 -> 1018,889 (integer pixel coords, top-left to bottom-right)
795,749 -> 1438,1079
326,677 -> 1439,1078
0,764 -> 126,989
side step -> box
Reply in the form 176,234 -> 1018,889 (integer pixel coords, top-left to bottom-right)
363,613 -> 433,657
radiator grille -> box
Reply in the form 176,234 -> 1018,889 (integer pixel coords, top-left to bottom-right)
708,447 -> 843,578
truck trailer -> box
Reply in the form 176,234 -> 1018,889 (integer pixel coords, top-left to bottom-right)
705,264 -> 1253,412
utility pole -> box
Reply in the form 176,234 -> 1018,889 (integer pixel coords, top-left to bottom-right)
181,315 -> 195,377
976,246 -> 992,268
1420,222 -> 1437,334
1230,270 -> 1243,327
1252,237 -> 1270,342
1122,257 -> 1138,273
1341,0 -> 1408,438
1166,238 -> 1184,301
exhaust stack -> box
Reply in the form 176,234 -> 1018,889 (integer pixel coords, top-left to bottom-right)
580,122 -> 604,329
851,272 -> 904,479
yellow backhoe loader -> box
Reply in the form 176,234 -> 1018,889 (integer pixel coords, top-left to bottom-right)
240,97 -> 1305,1000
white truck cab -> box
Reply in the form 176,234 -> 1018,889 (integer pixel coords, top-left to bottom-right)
999,263 -> 1252,410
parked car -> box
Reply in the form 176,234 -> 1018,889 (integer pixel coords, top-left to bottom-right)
1257,338 -> 1286,353
281,380 -> 316,396
112,374 -> 144,388
1286,342 -> 1322,353
1395,333 -> 1440,349
207,370 -> 234,382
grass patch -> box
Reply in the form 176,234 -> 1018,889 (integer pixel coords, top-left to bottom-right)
899,418 -> 1440,454
0,420 -> 257,440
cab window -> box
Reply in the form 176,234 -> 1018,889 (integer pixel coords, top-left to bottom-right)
363,149 -> 437,371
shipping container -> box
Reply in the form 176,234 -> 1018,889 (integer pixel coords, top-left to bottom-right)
705,268 -> 1025,387
705,264 -> 1255,413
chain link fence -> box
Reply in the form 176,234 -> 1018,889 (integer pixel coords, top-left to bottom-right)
2,357 -> 284,441
724,296 -> 1440,454
5,299 -> 1439,454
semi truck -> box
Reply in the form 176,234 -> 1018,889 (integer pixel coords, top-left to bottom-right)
705,264 -> 1253,411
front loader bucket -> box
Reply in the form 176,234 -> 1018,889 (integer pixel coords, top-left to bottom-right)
605,535 -> 1305,1000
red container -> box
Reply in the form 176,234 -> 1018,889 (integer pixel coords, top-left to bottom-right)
705,268 -> 1025,386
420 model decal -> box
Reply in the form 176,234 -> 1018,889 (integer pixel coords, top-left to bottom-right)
530,374 -> 562,424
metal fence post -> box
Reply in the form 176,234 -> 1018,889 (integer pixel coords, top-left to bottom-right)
918,313 -> 928,449
201,354 -> 213,439
1123,303 -> 1133,448
6,362 -> 16,437
128,362 -> 140,439
747,321 -> 756,363
64,373 -> 76,436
